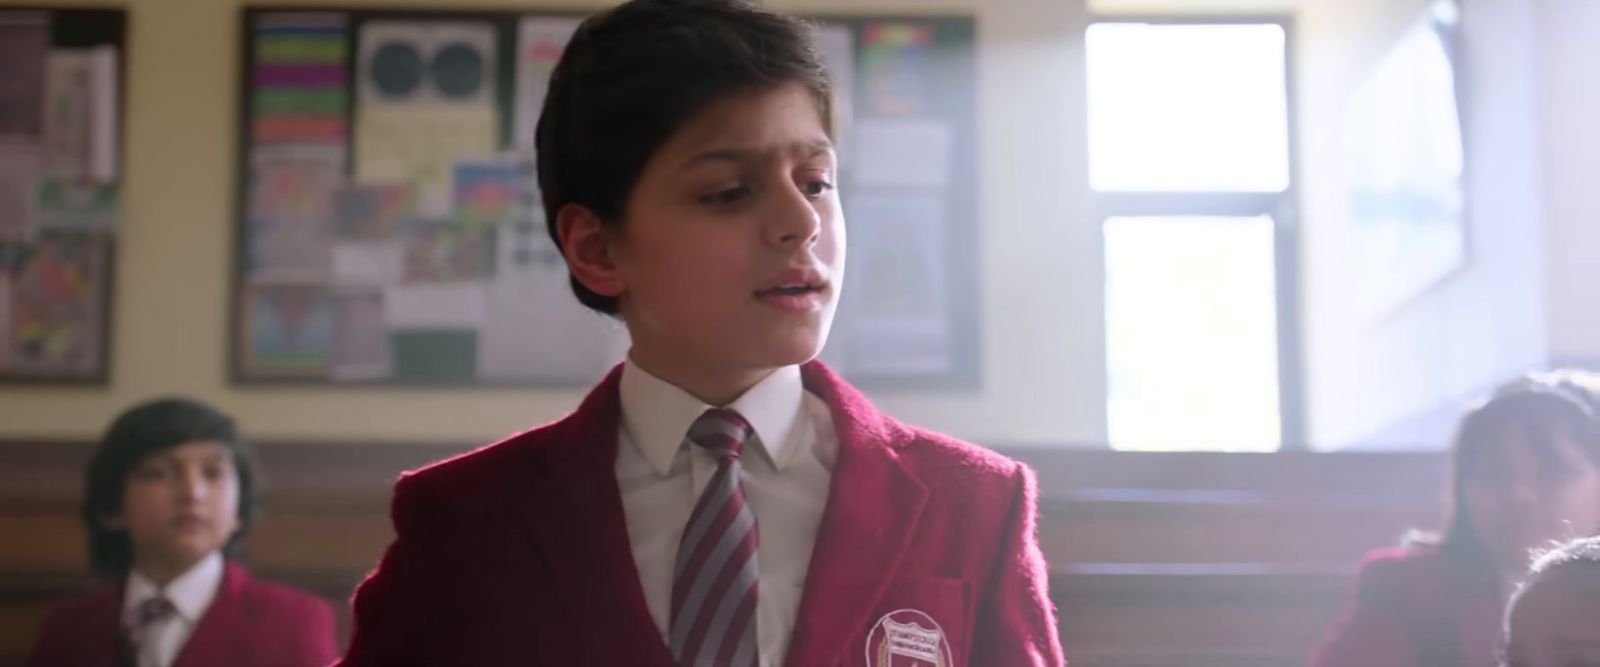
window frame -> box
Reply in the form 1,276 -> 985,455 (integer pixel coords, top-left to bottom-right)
1088,15 -> 1307,452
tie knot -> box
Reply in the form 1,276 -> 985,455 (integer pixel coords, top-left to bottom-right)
134,596 -> 176,628
687,408 -> 753,461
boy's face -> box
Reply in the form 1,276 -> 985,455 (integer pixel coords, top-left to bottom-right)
103,440 -> 241,577
611,82 -> 844,385
1504,567 -> 1600,667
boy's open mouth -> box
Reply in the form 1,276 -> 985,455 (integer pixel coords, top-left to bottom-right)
756,266 -> 828,298
755,283 -> 824,297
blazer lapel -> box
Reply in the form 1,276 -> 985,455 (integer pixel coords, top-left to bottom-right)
785,362 -> 930,666
520,364 -> 674,667
171,562 -> 246,667
82,585 -> 125,667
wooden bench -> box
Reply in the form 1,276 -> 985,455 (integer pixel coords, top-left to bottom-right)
0,441 -> 1447,667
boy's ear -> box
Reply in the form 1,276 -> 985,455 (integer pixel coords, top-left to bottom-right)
556,203 -> 625,299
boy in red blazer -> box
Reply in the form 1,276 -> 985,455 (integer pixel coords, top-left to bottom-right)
29,398 -> 337,667
1503,536 -> 1600,667
339,1 -> 1064,665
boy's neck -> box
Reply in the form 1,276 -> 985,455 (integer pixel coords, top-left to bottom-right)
134,553 -> 209,589
627,349 -> 777,407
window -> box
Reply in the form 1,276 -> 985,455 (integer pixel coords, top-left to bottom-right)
1089,20 -> 1302,452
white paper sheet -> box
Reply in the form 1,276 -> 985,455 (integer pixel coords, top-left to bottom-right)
513,17 -> 581,149
332,241 -> 403,286
329,289 -> 389,380
385,281 -> 489,328
478,225 -> 627,382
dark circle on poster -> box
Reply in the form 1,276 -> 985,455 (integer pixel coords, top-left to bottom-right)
371,42 -> 425,97
432,42 -> 486,99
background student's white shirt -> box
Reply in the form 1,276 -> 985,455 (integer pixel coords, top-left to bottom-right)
121,551 -> 224,667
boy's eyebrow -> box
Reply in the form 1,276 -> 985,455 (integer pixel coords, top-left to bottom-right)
792,138 -> 835,158
683,139 -> 835,167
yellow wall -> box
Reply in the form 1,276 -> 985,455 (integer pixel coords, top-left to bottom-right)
0,0 -> 1104,446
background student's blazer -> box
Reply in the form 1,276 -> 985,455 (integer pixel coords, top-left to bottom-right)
1309,545 -> 1502,667
29,561 -> 338,667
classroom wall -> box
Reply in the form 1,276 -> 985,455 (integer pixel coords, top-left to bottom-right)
1090,0 -> 1297,14
0,0 -> 1105,447
1298,0 -> 1550,449
1536,0 -> 1600,367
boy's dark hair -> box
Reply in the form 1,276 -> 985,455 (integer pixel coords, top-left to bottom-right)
1427,370 -> 1600,560
535,0 -> 834,314
1526,535 -> 1600,577
82,397 -> 257,577
1505,535 -> 1600,632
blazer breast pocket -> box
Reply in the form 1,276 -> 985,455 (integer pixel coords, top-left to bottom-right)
860,575 -> 972,667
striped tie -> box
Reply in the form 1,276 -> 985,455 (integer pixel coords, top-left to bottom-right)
670,409 -> 760,667
125,596 -> 176,667
134,596 -> 176,628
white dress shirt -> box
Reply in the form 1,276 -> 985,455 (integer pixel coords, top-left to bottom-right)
616,358 -> 839,667
121,551 -> 224,667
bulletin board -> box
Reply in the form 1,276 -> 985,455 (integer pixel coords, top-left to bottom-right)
232,7 -> 979,388
0,9 -> 125,384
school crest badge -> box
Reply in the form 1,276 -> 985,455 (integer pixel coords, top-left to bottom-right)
864,609 -> 953,667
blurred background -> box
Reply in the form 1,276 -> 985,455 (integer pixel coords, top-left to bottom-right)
1,0 -> 1595,664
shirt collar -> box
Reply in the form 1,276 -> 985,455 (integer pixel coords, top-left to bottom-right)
620,357 -> 806,477
123,551 -> 225,625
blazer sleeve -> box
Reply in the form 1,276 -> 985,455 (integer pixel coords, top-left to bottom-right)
296,594 -> 340,667
335,474 -> 438,667
1308,555 -> 1419,667
26,602 -> 73,667
969,461 -> 1067,667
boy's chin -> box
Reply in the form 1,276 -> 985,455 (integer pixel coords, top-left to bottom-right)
163,537 -> 227,562
756,333 -> 828,368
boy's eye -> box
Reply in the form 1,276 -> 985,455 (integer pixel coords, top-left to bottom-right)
801,179 -> 834,198
203,464 -> 230,482
700,185 -> 751,206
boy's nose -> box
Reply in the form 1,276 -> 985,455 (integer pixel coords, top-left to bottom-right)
768,184 -> 822,247
177,469 -> 208,500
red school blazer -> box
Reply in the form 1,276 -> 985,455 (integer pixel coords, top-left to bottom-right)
29,560 -> 339,667
1309,545 -> 1503,667
338,360 -> 1065,667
